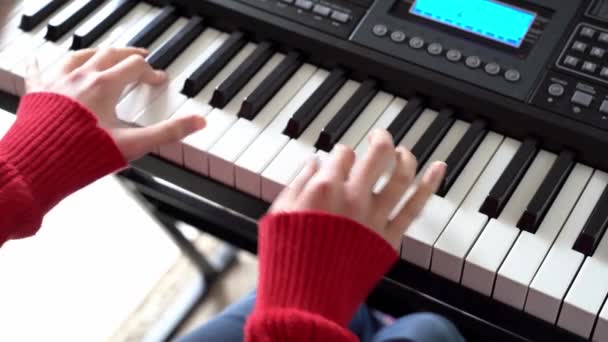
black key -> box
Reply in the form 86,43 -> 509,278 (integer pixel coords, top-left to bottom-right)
518,151 -> 575,233
573,185 -> 608,256
182,31 -> 247,97
479,139 -> 538,218
146,16 -> 205,70
437,120 -> 487,197
410,108 -> 455,171
127,6 -> 178,48
45,0 -> 106,42
20,0 -> 68,31
315,79 -> 377,152
210,41 -> 274,109
238,51 -> 302,120
283,68 -> 348,139
386,97 -> 425,144
71,0 -> 137,50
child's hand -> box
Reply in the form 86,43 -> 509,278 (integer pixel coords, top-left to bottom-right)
25,47 -> 205,161
271,129 -> 446,250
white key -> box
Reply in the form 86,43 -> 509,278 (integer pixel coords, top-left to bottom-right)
462,150 -> 557,296
159,38 -> 256,165
353,97 -> 406,160
0,1 -> 65,93
0,2 -> 27,52
400,120 -> 471,268
431,138 -> 519,283
131,29 -> 224,127
89,2 -> 154,48
525,171 -> 607,324
493,164 -> 592,309
107,4 -> 160,48
594,279 -> 608,341
183,52 -> 284,176
234,69 -> 329,197
114,17 -> 190,122
558,204 -> 608,338
335,92 -> 393,148
0,107 -> 16,137
261,80 -> 360,202
10,3 -> 115,94
206,64 -> 317,186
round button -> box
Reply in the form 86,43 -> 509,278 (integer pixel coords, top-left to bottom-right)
427,43 -> 443,55
465,56 -> 482,69
505,69 -> 521,82
485,62 -> 501,75
548,83 -> 565,97
390,31 -> 406,43
446,49 -> 462,62
409,37 -> 424,49
372,24 -> 388,37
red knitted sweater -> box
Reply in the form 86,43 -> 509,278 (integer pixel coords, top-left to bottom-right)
0,92 -> 398,341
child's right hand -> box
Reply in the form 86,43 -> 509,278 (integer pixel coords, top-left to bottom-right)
271,129 -> 446,250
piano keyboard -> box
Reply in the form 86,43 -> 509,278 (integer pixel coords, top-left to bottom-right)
1,1 -> 608,341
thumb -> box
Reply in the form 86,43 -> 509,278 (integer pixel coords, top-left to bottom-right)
114,114 -> 206,160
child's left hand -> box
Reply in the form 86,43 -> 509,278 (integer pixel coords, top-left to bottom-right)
25,47 -> 206,161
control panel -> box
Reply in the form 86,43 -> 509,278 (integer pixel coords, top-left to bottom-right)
350,0 -> 582,100
235,0 -> 368,38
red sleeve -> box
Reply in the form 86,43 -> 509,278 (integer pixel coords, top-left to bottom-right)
246,211 -> 398,341
0,92 -> 126,246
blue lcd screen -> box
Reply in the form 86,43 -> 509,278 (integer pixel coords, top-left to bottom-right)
410,0 -> 536,48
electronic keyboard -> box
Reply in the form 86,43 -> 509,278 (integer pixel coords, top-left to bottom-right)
3,0 -> 608,341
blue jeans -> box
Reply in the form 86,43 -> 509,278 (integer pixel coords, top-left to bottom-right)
177,292 -> 466,342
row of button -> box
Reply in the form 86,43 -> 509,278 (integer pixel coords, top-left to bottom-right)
372,24 -> 521,82
580,26 -> 608,43
549,84 -> 608,115
281,0 -> 350,23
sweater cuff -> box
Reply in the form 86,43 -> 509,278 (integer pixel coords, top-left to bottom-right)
0,92 -> 126,230
254,211 -> 398,327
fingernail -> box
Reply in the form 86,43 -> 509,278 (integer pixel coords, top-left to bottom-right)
191,116 -> 206,131
156,70 -> 168,79
429,162 -> 447,183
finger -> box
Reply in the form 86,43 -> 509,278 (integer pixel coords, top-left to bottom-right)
374,147 -> 417,218
83,47 -> 149,71
272,156 -> 320,213
62,48 -> 98,72
24,57 -> 42,93
100,54 -> 167,88
386,161 -> 446,240
348,129 -> 395,190
316,144 -> 355,182
114,114 -> 205,160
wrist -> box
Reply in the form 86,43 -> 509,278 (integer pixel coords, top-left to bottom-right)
254,211 -> 398,327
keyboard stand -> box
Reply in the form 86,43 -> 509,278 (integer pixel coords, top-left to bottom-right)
115,171 -> 239,342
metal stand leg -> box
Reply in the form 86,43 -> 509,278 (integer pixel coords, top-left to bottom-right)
120,178 -> 239,342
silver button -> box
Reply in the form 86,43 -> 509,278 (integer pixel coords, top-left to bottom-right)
564,55 -> 580,67
548,83 -> 565,97
446,49 -> 462,62
331,11 -> 350,23
312,4 -> 331,17
581,27 -> 596,38
505,69 -> 521,82
601,67 -> 608,78
409,36 -> 424,49
485,62 -> 501,75
591,47 -> 606,58
600,32 -> 608,43
582,61 -> 598,73
391,31 -> 406,43
571,91 -> 593,107
295,0 -> 314,10
426,43 -> 443,55
465,56 -> 482,68
572,41 -> 588,53
372,24 -> 388,37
